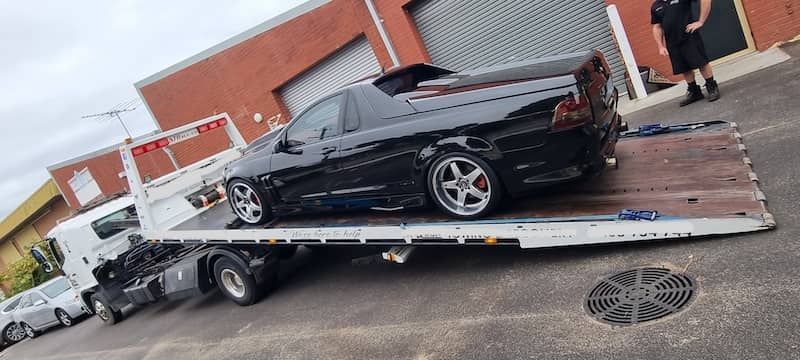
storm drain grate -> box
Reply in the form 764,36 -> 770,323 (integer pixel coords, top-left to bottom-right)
585,267 -> 696,326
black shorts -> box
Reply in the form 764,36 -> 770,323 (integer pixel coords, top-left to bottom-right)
667,34 -> 710,75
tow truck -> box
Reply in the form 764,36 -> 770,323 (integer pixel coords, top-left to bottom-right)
46,113 -> 774,324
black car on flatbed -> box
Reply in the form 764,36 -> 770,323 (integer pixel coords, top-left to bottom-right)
224,50 -> 621,223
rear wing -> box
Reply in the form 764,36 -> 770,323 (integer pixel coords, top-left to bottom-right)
119,113 -> 247,233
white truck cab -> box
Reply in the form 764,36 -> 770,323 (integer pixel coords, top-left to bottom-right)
46,196 -> 140,310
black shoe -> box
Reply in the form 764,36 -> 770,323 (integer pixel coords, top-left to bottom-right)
706,80 -> 720,102
679,84 -> 705,107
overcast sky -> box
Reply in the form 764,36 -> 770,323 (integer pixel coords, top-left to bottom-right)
0,0 -> 308,218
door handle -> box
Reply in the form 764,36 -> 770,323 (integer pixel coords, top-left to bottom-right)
320,147 -> 337,155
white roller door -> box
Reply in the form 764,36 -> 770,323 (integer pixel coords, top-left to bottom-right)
280,36 -> 381,116
410,0 -> 626,91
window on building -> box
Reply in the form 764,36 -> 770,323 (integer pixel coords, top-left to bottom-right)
68,168 -> 102,206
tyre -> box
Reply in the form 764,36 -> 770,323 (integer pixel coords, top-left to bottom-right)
427,153 -> 502,219
20,322 -> 35,339
213,257 -> 260,306
227,179 -> 271,225
2,323 -> 25,344
55,308 -> 74,327
90,294 -> 122,325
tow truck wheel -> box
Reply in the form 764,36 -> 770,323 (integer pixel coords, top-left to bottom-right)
90,294 -> 122,325
213,258 -> 260,306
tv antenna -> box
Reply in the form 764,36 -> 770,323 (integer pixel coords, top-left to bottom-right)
82,99 -> 141,138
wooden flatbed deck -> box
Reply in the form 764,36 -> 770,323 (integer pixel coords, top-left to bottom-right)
176,121 -> 770,231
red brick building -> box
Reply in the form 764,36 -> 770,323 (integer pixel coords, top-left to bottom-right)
49,0 -> 798,206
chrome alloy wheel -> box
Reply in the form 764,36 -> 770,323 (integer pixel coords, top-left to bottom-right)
21,323 -> 34,338
5,323 -> 25,342
94,299 -> 109,321
230,183 -> 264,224
57,309 -> 72,326
220,268 -> 246,299
431,156 -> 492,216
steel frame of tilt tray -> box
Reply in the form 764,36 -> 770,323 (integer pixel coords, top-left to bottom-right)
156,120 -> 774,249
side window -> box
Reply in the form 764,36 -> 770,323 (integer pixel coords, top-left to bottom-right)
91,205 -> 137,240
285,94 -> 343,147
29,293 -> 44,304
18,295 -> 31,308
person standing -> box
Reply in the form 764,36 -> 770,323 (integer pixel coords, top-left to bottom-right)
651,0 -> 720,106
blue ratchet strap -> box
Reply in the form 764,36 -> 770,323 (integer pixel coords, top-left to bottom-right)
638,124 -> 696,136
618,209 -> 659,221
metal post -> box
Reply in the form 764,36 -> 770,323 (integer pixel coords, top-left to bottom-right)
365,0 -> 400,68
607,5 -> 648,99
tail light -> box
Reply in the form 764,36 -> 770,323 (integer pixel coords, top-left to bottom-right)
132,118 -> 228,157
551,93 -> 591,132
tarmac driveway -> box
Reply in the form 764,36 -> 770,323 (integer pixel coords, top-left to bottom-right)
3,43 -> 799,360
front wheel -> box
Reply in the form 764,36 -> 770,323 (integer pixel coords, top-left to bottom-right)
3,323 -> 25,344
428,153 -> 502,220
227,179 -> 271,225
90,294 -> 122,325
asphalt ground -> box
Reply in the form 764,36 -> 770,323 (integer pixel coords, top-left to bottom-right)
3,42 -> 799,360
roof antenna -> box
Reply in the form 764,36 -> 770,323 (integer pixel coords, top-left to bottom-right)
82,99 -> 141,140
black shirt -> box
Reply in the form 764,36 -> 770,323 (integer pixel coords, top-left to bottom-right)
651,0 -> 698,46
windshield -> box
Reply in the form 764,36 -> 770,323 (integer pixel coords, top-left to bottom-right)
41,278 -> 71,298
2,297 -> 22,312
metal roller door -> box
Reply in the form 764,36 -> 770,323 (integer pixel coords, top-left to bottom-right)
410,0 -> 626,92
280,37 -> 381,117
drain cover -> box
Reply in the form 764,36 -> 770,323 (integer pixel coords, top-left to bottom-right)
585,267 -> 696,326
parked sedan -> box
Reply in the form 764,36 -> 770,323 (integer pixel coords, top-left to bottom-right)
224,50 -> 620,223
13,277 -> 87,338
0,294 -> 25,347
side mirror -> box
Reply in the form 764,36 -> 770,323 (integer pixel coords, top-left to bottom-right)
33,299 -> 46,306
273,138 -> 285,153
30,246 -> 54,274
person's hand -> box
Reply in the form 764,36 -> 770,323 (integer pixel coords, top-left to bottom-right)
686,21 -> 704,33
659,46 -> 669,57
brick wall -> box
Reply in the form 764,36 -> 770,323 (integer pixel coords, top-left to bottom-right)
373,0 -> 432,64
740,0 -> 799,50
31,198 -> 71,238
50,149 -> 175,210
138,0 -> 397,166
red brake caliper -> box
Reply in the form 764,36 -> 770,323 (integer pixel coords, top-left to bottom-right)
475,175 -> 487,190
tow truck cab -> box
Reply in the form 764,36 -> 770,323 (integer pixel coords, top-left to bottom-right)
45,196 -> 140,314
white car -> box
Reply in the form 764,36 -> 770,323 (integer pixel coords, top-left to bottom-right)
0,294 -> 25,346
13,277 -> 88,338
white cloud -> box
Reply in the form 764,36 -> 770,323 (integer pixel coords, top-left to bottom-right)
0,0 -> 307,217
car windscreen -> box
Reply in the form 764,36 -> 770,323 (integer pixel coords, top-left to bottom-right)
41,278 -> 71,298
2,297 -> 21,312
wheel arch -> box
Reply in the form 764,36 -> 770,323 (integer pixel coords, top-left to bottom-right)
206,247 -> 253,285
417,136 -> 501,184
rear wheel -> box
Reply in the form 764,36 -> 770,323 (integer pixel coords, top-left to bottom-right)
213,258 -> 260,306
227,179 -> 271,225
55,308 -> 74,327
428,153 -> 502,219
2,323 -> 25,344
91,294 -> 122,325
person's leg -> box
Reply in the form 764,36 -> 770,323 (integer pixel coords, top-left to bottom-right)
699,64 -> 713,79
700,63 -> 720,102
